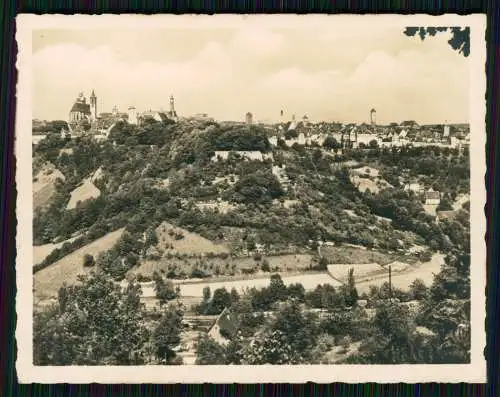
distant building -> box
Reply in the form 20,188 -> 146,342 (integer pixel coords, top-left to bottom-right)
127,106 -> 138,125
436,210 -> 456,224
246,112 -> 253,125
138,110 -> 170,125
425,188 -> 441,205
69,91 -> 96,128
89,90 -> 97,120
211,150 -> 264,162
167,95 -> 179,122
370,108 -> 376,126
302,114 -> 309,127
404,183 -> 424,194
443,124 -> 450,138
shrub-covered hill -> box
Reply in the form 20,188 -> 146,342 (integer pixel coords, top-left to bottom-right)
32,120 -> 470,281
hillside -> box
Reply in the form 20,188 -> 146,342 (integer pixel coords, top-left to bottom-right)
33,162 -> 65,210
34,228 -> 125,299
32,120 -> 470,295
32,119 -> 472,368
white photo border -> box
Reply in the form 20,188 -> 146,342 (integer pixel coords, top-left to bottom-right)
15,13 -> 487,384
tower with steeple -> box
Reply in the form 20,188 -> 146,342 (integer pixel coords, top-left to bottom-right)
167,94 -> 178,122
170,95 -> 175,114
370,108 -> 376,126
90,89 -> 97,121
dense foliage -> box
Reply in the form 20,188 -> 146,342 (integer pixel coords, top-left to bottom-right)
33,119 -> 471,365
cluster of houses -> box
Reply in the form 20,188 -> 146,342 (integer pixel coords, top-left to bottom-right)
266,116 -> 470,151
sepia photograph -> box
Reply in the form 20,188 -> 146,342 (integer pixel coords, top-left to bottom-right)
16,14 -> 486,383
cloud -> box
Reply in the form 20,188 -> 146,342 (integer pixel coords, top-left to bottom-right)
32,27 -> 469,124
252,45 -> 468,123
230,27 -> 285,56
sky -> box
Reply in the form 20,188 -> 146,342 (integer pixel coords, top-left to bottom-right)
32,25 -> 470,124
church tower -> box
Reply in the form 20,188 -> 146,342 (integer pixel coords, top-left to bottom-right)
90,89 -> 97,121
370,108 -> 376,126
169,95 -> 175,114
168,94 -> 178,122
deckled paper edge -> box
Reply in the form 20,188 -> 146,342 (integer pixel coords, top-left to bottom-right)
15,13 -> 487,384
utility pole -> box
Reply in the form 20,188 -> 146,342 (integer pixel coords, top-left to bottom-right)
388,265 -> 392,302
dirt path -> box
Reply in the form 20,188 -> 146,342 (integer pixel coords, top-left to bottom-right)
355,253 -> 444,294
138,272 -> 343,299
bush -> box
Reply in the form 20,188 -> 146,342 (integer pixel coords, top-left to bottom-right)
261,260 -> 271,272
82,254 -> 95,268
136,273 -> 152,282
419,250 -> 433,262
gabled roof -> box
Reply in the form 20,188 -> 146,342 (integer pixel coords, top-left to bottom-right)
210,307 -> 239,336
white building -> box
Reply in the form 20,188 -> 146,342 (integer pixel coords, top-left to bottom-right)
127,106 -> 138,125
211,151 -> 265,162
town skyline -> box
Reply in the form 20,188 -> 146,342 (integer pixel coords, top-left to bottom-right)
32,26 -> 470,124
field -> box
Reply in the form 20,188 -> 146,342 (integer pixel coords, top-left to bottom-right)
320,245 -> 417,266
155,222 -> 230,255
34,228 -> 125,300
33,162 -> 65,210
131,251 -> 313,278
327,263 -> 386,283
355,253 -> 444,293
66,178 -> 101,209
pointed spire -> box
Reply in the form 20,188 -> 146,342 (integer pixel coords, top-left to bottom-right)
91,89 -> 96,97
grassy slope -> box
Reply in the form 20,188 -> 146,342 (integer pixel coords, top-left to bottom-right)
34,228 -> 125,299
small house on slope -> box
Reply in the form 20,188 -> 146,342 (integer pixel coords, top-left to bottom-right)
207,308 -> 239,345
435,210 -> 456,224
424,188 -> 441,205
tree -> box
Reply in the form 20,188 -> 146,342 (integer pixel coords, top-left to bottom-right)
317,256 -> 328,270
209,287 -> 232,314
34,270 -> 148,365
403,26 -> 470,57
409,278 -> 428,300
230,287 -> 241,304
268,300 -> 319,363
323,136 -> 340,150
268,274 -> 287,302
82,253 -> 95,267
153,271 -> 178,307
202,286 -> 211,303
152,304 -> 183,364
343,268 -> 359,307
287,283 -> 305,302
350,302 -> 432,364
145,228 -> 159,248
195,335 -> 227,365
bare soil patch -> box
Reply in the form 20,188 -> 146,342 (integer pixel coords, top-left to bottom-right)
66,178 -> 101,209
